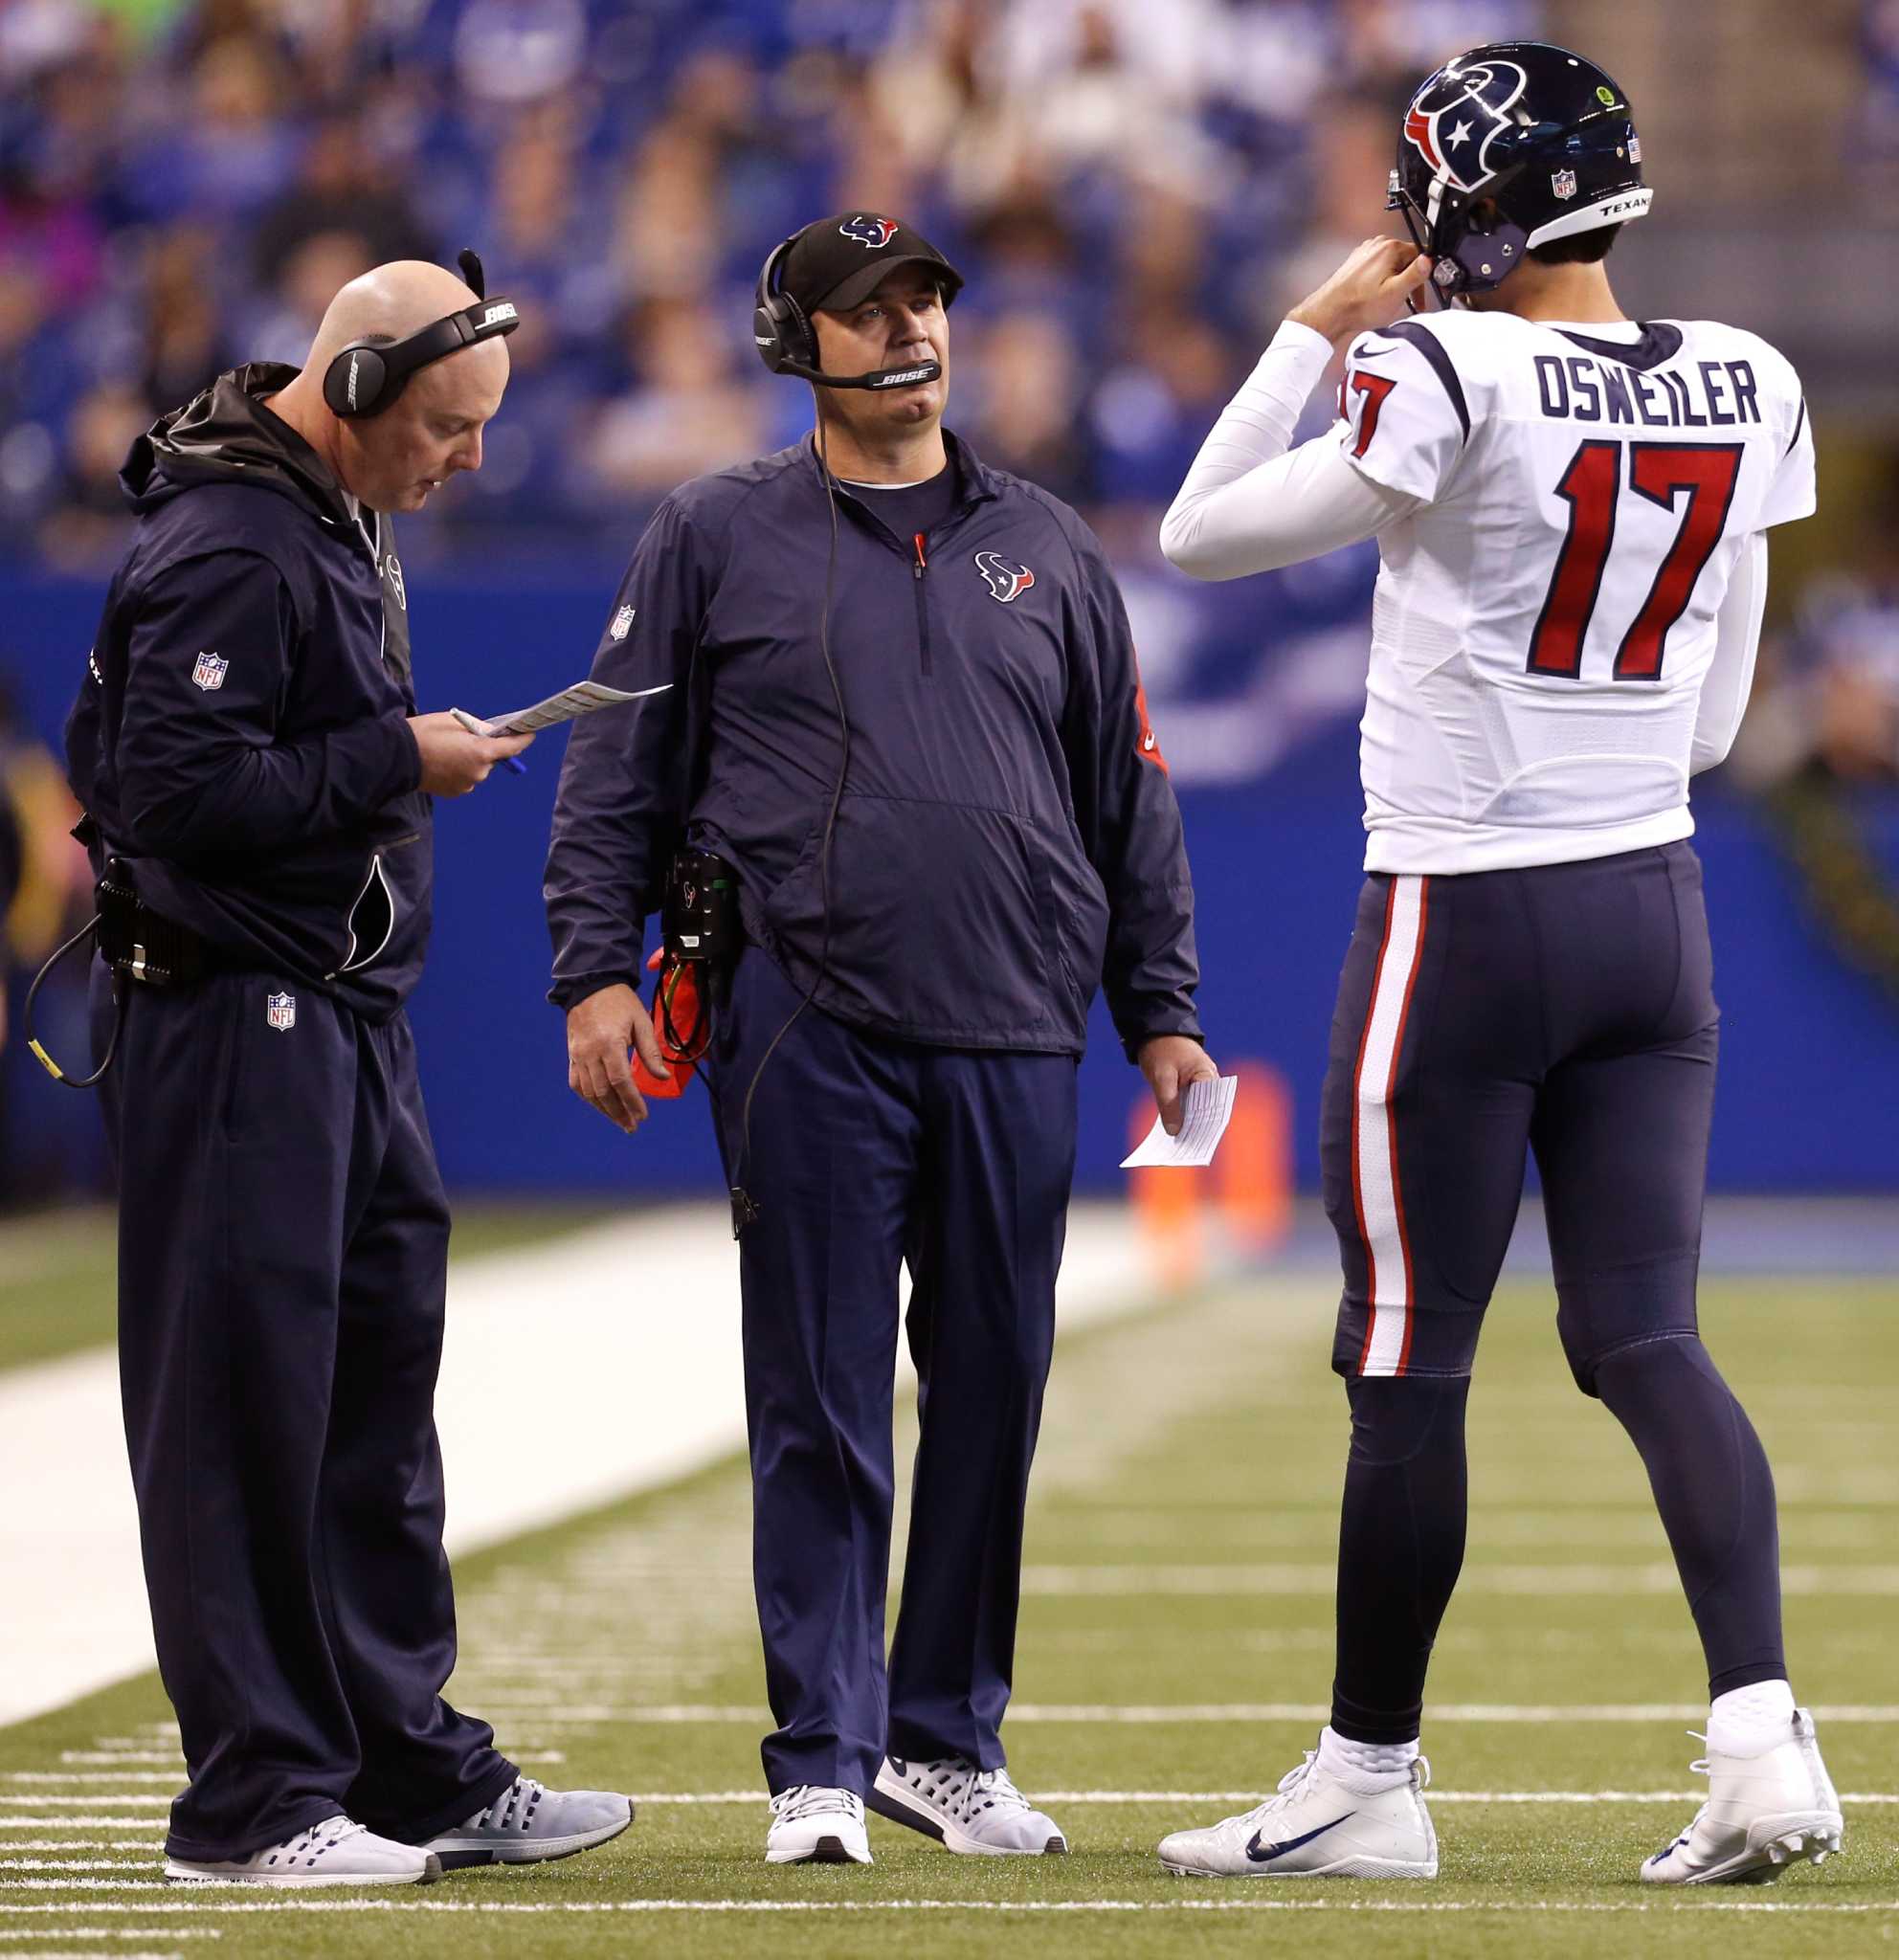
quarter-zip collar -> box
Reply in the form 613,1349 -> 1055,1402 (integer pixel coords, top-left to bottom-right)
805,427 -> 1001,539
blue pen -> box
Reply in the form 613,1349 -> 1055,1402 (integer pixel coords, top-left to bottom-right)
450,705 -> 528,774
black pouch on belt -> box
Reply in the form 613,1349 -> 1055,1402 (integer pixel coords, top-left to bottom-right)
95,858 -> 212,988
661,847 -> 741,1005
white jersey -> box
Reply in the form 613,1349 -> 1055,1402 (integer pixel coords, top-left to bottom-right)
1335,309 -> 1814,872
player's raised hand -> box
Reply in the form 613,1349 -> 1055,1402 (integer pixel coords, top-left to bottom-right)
1286,236 -> 1433,350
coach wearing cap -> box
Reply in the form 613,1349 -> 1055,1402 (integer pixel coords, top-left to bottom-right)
547,213 -> 1214,1864
63,260 -> 632,1885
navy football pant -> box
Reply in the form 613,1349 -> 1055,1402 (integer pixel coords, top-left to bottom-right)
1318,845 -> 1785,1742
96,969 -> 514,1859
708,947 -> 1076,1796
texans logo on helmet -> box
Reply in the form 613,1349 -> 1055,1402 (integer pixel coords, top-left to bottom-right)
838,214 -> 900,249
1402,57 -> 1527,193
974,550 -> 1035,603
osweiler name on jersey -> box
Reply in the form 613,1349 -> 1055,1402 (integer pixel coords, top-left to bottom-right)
1334,308 -> 1814,876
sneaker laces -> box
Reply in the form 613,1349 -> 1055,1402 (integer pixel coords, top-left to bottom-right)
770,1786 -> 863,1824
1226,1749 -> 1321,1831
904,1757 -> 1035,1824
466,1776 -> 547,1833
264,1816 -> 364,1867
1231,1744 -> 1429,1834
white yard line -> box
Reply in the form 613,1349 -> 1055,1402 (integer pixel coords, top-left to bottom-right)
5,1792 -> 1897,1823
0,1934 -> 217,1944
0,1203 -> 1156,1728
0,1898 -> 1893,1917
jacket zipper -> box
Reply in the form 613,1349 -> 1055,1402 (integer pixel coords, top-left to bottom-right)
912,532 -> 931,677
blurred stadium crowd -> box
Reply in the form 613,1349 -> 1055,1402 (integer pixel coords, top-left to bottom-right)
2,0 -> 1895,776
0,1 -> 1895,1210
1,0 -> 1548,564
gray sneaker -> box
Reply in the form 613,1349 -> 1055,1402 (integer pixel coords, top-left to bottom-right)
165,1815 -> 440,1886
420,1776 -> 634,1869
869,1755 -> 1067,1855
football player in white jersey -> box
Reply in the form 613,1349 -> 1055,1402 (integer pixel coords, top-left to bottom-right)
1152,43 -> 1842,1887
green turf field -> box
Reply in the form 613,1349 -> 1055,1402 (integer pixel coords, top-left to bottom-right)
3,1263 -> 1894,1957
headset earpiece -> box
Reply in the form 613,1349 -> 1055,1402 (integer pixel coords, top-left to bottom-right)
323,342 -> 391,419
319,251 -> 520,420
753,236 -> 817,376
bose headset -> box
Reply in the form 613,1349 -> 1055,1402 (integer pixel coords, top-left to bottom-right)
751,234 -> 944,392
322,250 -> 521,419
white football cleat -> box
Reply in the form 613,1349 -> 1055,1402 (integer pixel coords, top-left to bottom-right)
1642,1708 -> 1843,1885
1158,1746 -> 1437,1879
869,1755 -> 1067,1855
165,1815 -> 439,1886
766,1786 -> 872,1864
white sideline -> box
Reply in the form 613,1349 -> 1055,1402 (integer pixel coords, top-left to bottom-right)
0,1203 -> 1155,1728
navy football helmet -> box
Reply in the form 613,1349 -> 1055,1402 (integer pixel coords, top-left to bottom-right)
1389,42 -> 1651,301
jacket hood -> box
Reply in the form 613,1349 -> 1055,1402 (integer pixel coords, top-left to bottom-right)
121,363 -> 355,526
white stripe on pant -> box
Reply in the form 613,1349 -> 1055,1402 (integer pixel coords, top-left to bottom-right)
1353,875 -> 1429,1376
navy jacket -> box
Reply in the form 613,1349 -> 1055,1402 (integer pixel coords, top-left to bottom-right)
546,434 -> 1201,1059
65,365 -> 428,1021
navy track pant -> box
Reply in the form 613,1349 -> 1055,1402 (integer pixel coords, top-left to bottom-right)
707,947 -> 1078,1797
95,967 -> 514,1860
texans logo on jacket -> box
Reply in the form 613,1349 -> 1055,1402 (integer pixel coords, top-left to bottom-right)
974,550 -> 1035,604
838,214 -> 899,248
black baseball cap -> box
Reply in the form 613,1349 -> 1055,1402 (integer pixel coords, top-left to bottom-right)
780,212 -> 964,315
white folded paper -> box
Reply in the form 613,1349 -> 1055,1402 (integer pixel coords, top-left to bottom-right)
1120,1074 -> 1239,1169
456,679 -> 670,737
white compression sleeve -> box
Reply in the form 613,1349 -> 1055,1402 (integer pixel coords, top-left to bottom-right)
1691,530 -> 1768,775
1159,321 -> 1417,580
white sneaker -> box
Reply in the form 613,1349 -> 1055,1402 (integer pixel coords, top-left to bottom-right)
869,1755 -> 1067,1855
1642,1708 -> 1843,1884
418,1776 -> 633,1869
1157,1746 -> 1437,1879
766,1786 -> 872,1864
164,1815 -> 439,1886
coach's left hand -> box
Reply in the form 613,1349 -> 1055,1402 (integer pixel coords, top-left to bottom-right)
1138,1036 -> 1219,1137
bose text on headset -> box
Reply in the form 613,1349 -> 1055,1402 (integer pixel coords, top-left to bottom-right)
321,249 -> 522,420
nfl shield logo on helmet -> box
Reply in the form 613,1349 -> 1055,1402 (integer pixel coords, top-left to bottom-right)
266,992 -> 296,1032
610,605 -> 635,640
1552,168 -> 1578,199
192,651 -> 228,691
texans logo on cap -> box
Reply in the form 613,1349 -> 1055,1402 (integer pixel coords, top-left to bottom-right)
974,551 -> 1035,604
838,214 -> 900,249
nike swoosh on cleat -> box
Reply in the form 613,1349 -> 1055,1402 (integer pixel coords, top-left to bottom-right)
1245,1813 -> 1356,1862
